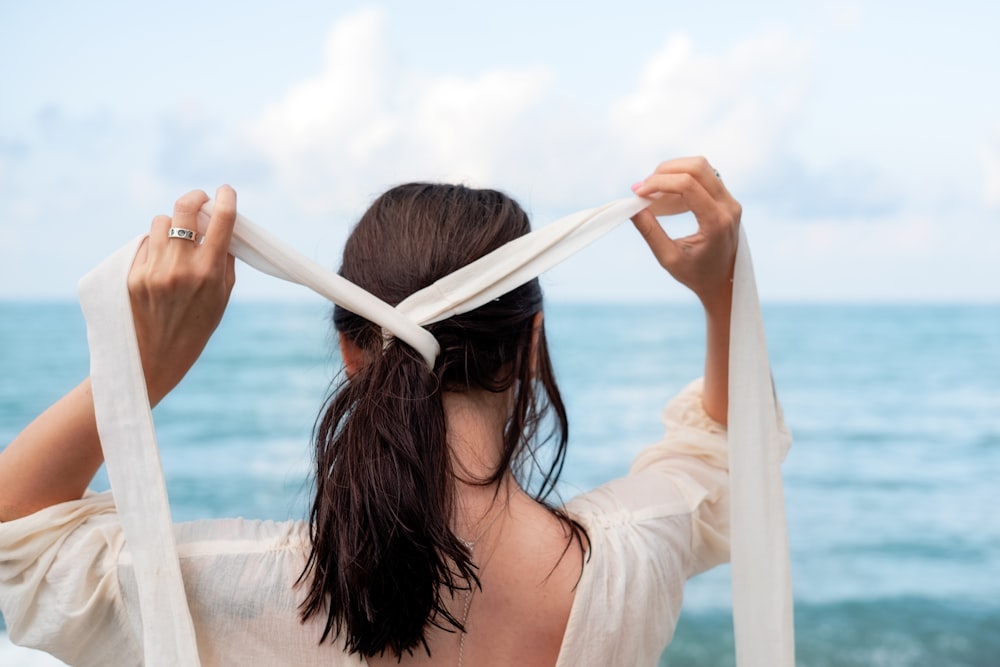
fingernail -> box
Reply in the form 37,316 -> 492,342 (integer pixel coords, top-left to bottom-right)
631,181 -> 644,192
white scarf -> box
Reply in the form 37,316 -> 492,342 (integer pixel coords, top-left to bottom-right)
77,196 -> 794,666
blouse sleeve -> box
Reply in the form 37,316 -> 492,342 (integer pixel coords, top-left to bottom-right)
0,493 -> 350,667
558,379 -> 791,666
570,377 -> 792,578
0,491 -> 140,666
626,377 -> 733,575
631,377 -> 791,574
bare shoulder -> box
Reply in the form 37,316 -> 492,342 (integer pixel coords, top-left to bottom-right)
478,499 -> 585,664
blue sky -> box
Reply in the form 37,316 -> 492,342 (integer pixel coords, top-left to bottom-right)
1,0 -> 998,302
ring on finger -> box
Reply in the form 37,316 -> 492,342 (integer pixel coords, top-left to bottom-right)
167,227 -> 200,243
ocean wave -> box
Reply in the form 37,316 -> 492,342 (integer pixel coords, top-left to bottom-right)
663,597 -> 1000,667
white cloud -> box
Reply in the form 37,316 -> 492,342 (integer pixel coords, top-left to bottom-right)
242,15 -> 821,221
407,69 -> 553,184
609,30 -> 811,185
252,9 -> 393,159
245,8 -> 553,214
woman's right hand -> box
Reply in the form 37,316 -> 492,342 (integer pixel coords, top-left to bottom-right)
630,157 -> 741,313
127,186 -> 238,405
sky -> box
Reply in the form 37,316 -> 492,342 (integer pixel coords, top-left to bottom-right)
1,0 -> 998,303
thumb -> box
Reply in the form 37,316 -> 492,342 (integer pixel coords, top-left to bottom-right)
630,209 -> 683,269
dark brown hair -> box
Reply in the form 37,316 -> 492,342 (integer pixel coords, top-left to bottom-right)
298,183 -> 580,658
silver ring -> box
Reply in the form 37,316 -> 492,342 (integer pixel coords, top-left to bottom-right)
167,227 -> 199,242
713,168 -> 722,182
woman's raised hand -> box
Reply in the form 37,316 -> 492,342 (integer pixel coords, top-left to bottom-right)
630,157 -> 741,312
127,186 -> 238,405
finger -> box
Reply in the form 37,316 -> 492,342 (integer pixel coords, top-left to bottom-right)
648,156 -> 727,200
631,182 -> 690,217
170,190 -> 210,251
630,209 -> 683,268
146,214 -> 172,260
200,185 -> 237,259
632,172 -> 725,234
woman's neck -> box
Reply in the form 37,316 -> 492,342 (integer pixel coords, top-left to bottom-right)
443,389 -> 510,482
442,388 -> 519,541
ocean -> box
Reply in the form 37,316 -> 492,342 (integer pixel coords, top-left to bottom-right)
1,301 -> 998,666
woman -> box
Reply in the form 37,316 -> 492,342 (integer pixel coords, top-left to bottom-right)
0,158 -> 751,666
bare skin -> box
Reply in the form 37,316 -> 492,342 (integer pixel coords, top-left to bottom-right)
0,158 -> 740,666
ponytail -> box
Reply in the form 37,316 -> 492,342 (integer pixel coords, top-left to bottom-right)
299,340 -> 477,657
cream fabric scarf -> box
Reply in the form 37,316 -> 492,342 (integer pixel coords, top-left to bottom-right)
77,196 -> 793,666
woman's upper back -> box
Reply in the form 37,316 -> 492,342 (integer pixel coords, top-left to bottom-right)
368,492 -> 582,667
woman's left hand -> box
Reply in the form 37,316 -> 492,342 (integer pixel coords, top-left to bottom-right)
630,157 -> 741,313
0,187 -> 238,520
127,186 -> 238,405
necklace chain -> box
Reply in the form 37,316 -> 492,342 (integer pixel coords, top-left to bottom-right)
457,573 -> 473,667
456,503 -> 507,667
460,498 -> 507,550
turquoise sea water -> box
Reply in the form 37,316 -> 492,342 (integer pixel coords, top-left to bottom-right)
1,301 -> 998,666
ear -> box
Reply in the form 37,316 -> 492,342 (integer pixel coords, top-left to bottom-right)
338,333 -> 367,378
529,311 -> 544,373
